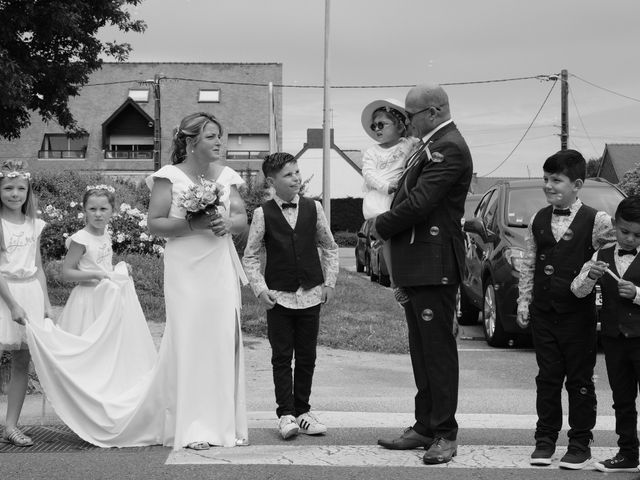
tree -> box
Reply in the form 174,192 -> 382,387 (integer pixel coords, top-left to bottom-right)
0,0 -> 146,140
617,163 -> 640,196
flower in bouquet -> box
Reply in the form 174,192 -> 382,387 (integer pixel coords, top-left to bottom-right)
177,177 -> 225,220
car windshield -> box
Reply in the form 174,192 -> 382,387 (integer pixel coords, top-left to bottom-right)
506,184 -> 625,227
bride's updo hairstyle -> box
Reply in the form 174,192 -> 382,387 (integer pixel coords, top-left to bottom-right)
170,112 -> 223,165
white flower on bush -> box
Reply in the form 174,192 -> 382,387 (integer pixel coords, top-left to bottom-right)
42,204 -> 64,220
62,232 -> 69,238
116,233 -> 126,243
69,201 -> 77,208
119,203 -> 131,213
152,244 -> 164,255
139,232 -> 150,241
77,212 -> 84,220
125,207 -> 142,218
138,218 -> 147,228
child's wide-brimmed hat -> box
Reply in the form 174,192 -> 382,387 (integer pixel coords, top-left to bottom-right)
361,98 -> 408,140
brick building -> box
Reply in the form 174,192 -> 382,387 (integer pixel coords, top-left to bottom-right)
0,62 -> 283,180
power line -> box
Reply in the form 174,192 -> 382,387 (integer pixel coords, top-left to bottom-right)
479,78 -> 558,177
84,74 -> 552,89
568,86 -> 599,157
570,73 -> 640,103
470,134 -> 553,149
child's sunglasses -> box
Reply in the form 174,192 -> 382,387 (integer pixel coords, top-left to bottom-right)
370,121 -> 392,132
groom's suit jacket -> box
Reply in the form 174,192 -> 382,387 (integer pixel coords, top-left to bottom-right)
375,122 -> 473,287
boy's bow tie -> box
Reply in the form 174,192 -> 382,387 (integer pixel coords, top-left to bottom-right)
618,248 -> 638,257
552,208 -> 571,216
281,202 -> 297,210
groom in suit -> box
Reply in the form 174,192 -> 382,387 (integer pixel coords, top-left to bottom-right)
374,84 -> 473,465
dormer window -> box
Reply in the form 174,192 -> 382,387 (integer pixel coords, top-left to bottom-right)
128,89 -> 149,102
198,89 -> 220,103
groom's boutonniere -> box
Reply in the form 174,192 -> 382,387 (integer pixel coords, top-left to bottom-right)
431,152 -> 445,163
425,142 -> 444,163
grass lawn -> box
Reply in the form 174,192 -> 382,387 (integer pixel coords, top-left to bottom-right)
241,268 -> 410,354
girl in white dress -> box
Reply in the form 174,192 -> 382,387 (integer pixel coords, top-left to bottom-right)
146,112 -> 249,450
360,99 -> 419,304
0,160 -> 52,447
24,185 -> 157,448
57,185 -> 117,335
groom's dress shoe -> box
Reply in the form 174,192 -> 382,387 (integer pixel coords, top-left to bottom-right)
423,437 -> 457,464
377,427 -> 434,450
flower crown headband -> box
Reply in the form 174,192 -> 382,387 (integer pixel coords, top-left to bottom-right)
0,171 -> 31,180
86,184 -> 115,193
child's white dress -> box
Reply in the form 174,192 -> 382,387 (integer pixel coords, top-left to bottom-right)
57,229 -> 114,335
0,217 -> 46,350
361,137 -> 419,219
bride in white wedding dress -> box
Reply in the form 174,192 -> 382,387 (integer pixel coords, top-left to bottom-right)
26,112 -> 249,450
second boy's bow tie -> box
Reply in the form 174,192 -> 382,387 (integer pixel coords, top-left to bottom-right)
552,208 -> 571,216
281,202 -> 297,210
618,248 -> 638,257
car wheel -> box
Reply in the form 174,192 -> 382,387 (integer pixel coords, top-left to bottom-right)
356,254 -> 365,273
458,287 -> 480,325
482,280 -> 508,347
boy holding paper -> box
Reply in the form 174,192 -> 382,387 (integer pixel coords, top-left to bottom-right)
571,195 -> 640,473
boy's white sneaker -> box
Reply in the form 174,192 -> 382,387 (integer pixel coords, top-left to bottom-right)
278,415 -> 299,439
296,412 -> 327,435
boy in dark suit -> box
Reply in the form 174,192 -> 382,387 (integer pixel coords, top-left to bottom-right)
242,152 -> 339,440
516,149 -> 615,469
571,196 -> 640,473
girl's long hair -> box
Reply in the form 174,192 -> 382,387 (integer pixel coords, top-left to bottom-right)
0,160 -> 38,252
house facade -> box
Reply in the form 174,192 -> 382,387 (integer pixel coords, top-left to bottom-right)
0,62 -> 283,180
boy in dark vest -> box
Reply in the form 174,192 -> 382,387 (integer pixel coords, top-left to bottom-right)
242,152 -> 339,440
516,149 -> 615,469
571,196 -> 640,473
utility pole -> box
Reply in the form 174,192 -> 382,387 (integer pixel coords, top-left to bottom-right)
268,81 -> 276,153
151,74 -> 164,171
322,0 -> 331,225
560,69 -> 568,150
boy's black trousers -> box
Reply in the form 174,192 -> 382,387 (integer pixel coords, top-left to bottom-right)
601,334 -> 640,461
266,303 -> 321,418
530,305 -> 597,450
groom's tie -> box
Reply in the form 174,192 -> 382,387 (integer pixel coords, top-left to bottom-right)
405,140 -> 427,171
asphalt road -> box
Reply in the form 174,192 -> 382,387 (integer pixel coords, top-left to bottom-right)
0,248 -> 632,479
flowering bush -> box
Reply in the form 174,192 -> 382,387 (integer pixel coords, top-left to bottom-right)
39,200 -> 165,260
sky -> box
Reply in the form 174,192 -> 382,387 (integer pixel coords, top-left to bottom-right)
99,0 -> 640,197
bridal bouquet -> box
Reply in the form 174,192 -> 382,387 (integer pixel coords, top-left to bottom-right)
177,177 -> 225,221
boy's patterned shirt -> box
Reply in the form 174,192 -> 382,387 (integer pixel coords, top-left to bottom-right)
242,195 -> 339,309
517,199 -> 616,307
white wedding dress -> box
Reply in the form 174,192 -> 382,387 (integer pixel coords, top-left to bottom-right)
26,165 -> 248,449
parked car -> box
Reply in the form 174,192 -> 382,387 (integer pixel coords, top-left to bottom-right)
369,240 -> 391,286
355,218 -> 375,273
460,178 -> 626,347
464,194 -> 483,222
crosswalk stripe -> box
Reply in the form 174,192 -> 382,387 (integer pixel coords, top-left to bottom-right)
166,444 -> 620,468
246,411 -> 617,430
